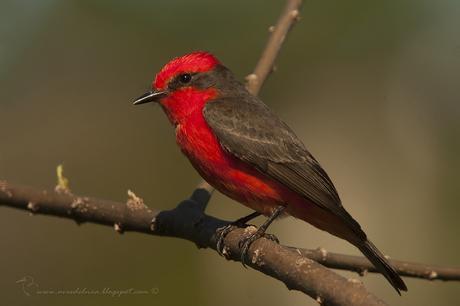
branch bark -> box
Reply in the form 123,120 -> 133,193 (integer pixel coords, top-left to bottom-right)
293,247 -> 460,281
2,182 -> 460,305
0,181 -> 387,306
245,0 -> 303,95
0,181 -> 460,281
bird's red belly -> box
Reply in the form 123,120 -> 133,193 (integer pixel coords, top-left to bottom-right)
176,116 -> 295,216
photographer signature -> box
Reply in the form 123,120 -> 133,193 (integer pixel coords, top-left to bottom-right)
16,276 -> 39,296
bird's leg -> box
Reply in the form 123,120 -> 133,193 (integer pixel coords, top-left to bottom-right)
216,211 -> 261,255
239,205 -> 286,267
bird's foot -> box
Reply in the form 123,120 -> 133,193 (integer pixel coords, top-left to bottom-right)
216,221 -> 254,256
216,211 -> 262,256
238,228 -> 279,268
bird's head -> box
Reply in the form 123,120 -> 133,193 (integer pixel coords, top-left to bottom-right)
134,51 -> 237,124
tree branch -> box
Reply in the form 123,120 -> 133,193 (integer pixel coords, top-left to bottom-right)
2,180 -> 459,283
245,0 -> 302,95
293,247 -> 460,281
1,181 -> 387,306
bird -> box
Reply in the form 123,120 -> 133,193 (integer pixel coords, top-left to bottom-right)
133,51 -> 407,294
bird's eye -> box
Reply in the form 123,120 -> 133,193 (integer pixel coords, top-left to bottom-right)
179,73 -> 192,84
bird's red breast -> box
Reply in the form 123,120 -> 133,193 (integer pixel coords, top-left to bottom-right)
161,87 -> 294,216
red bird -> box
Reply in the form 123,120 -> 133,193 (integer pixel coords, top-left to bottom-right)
134,51 -> 407,294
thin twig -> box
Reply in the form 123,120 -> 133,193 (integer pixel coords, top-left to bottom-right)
294,247 -> 460,281
246,0 -> 303,95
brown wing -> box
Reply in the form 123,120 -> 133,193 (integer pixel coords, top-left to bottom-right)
203,96 -> 365,239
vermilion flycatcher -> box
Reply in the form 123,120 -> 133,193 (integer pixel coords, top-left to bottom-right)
134,51 -> 407,294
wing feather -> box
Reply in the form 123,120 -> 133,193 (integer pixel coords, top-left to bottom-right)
203,96 -> 365,238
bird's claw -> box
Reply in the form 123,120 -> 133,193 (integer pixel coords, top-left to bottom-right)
216,224 -> 237,255
216,222 -> 261,256
239,230 -> 280,267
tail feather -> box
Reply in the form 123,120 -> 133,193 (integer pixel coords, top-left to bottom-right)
357,239 -> 407,294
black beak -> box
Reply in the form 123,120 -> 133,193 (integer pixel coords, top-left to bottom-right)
133,90 -> 168,105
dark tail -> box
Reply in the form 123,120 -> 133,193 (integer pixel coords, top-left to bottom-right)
356,239 -> 407,294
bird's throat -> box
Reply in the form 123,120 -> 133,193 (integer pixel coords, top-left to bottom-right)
160,87 -> 217,126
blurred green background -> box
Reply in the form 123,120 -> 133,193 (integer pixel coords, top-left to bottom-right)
1,0 -> 459,305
